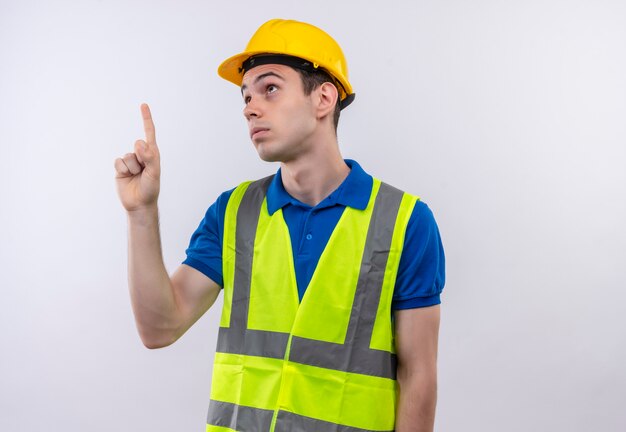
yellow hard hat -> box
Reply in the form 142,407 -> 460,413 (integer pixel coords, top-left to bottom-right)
218,19 -> 355,109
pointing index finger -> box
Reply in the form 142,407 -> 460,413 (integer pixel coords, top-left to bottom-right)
140,103 -> 156,144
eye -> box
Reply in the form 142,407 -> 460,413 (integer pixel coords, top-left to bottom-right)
243,95 -> 251,105
266,84 -> 278,95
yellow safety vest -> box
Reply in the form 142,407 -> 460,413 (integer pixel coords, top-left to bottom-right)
206,175 -> 419,432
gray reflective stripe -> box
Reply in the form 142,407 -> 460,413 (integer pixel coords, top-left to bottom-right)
289,182 -> 403,379
207,399 -> 274,431
216,175 -> 292,360
217,327 -> 289,359
275,410 -> 394,432
288,336 -> 397,379
230,175 -> 273,333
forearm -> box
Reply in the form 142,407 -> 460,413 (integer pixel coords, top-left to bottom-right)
126,205 -> 179,348
395,368 -> 437,432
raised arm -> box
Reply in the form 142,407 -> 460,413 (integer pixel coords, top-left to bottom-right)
394,305 -> 441,432
114,103 -> 220,349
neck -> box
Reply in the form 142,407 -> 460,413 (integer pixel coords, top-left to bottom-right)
279,134 -> 349,207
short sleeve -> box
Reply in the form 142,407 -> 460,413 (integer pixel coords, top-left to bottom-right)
392,200 -> 446,310
182,187 -> 236,287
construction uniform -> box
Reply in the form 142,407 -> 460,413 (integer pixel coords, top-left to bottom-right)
184,159 -> 445,431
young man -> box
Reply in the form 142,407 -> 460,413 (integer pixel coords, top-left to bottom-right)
115,19 -> 444,432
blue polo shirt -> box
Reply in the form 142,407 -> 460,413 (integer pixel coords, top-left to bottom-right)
183,159 -> 445,310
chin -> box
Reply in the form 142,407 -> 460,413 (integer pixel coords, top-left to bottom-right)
254,147 -> 281,163
253,141 -> 285,163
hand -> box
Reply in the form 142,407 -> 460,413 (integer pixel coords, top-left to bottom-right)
114,103 -> 161,212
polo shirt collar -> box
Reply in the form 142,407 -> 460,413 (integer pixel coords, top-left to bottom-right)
266,159 -> 373,215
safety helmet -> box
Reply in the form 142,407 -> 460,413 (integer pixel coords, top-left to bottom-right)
217,19 -> 355,109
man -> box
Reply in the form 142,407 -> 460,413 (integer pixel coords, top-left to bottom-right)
115,19 -> 444,432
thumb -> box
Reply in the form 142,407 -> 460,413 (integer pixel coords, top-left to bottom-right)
134,139 -> 156,166
133,139 -> 161,179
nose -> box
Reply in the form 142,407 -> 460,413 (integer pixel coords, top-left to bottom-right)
243,96 -> 261,120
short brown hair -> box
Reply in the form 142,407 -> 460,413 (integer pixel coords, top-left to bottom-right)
295,68 -> 341,133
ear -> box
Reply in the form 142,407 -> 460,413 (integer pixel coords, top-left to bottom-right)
315,82 -> 339,121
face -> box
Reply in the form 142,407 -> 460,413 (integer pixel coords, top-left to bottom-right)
241,64 -> 317,162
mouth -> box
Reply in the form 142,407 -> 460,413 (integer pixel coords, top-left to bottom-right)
250,127 -> 270,140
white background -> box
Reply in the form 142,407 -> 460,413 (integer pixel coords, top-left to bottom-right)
1,0 -> 625,431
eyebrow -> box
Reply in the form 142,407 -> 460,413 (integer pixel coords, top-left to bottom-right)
241,71 -> 285,95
